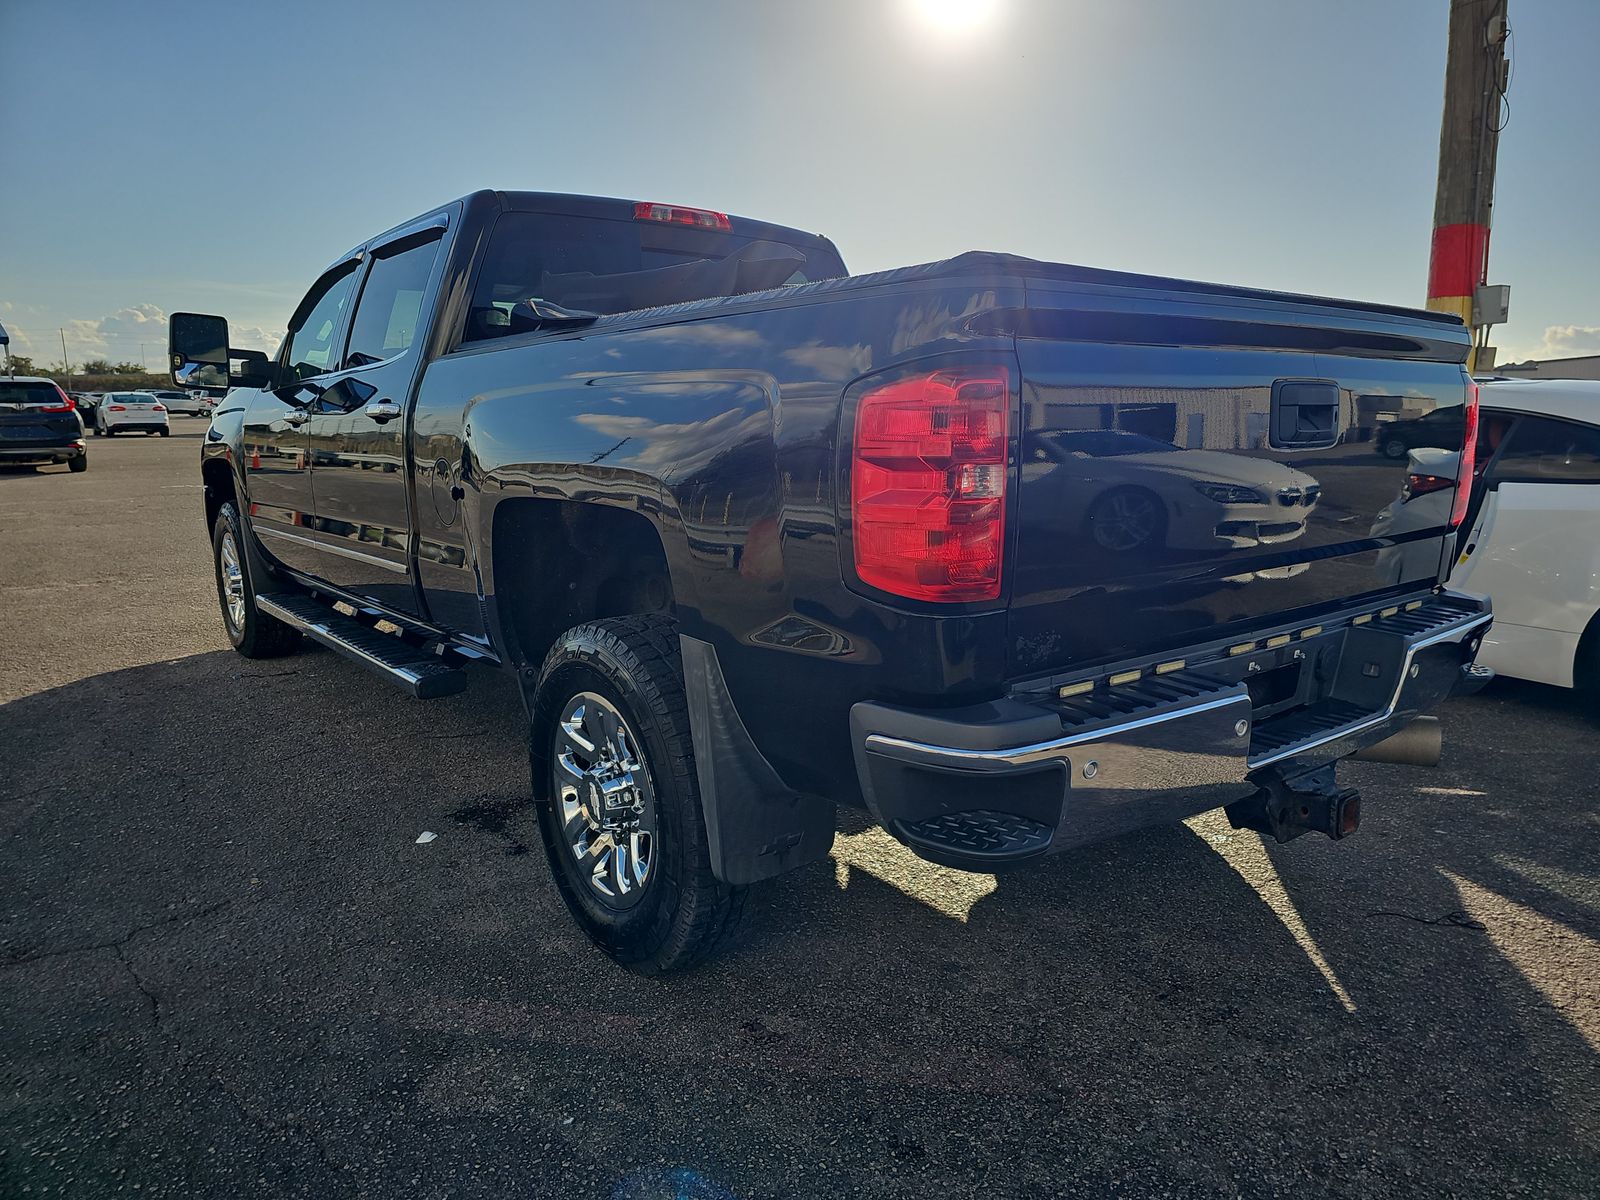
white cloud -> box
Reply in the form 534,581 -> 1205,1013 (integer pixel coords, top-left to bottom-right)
1,304 -> 282,369
1531,324 -> 1600,361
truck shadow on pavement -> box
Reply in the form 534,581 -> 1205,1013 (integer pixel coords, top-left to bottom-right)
1,651 -> 1596,1198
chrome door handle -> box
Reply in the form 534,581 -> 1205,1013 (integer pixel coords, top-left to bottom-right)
283,411 -> 310,427
362,401 -> 403,423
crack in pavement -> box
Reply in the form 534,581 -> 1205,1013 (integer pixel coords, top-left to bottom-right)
2,896 -> 240,968
103,912 -> 356,1197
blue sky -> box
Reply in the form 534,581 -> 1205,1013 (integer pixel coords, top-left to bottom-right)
2,0 -> 1595,368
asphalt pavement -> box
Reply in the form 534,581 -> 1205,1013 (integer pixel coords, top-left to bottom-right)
1,421 -> 1597,1198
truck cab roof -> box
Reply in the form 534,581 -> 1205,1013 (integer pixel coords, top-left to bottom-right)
335,190 -> 841,274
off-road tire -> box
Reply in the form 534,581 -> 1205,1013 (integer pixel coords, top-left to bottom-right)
532,615 -> 750,974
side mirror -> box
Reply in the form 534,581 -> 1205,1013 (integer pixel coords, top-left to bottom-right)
170,312 -> 279,393
170,312 -> 230,393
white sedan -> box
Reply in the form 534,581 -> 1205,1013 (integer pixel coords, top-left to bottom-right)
95,391 -> 171,437
1024,429 -> 1321,554
1448,379 -> 1600,689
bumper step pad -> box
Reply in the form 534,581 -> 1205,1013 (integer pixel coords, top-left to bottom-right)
896,809 -> 1054,862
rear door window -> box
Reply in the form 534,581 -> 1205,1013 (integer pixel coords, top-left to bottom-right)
344,233 -> 443,367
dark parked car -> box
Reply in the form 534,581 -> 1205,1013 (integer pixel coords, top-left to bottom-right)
0,377 -> 87,472
1375,405 -> 1467,459
173,190 -> 1491,973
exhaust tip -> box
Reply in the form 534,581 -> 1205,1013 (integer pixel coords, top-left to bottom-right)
1350,716 -> 1443,768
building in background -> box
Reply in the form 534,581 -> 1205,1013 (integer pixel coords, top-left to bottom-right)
1496,355 -> 1600,381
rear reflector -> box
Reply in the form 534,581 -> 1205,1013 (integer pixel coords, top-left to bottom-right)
850,364 -> 1011,603
633,201 -> 731,232
1450,380 -> 1479,529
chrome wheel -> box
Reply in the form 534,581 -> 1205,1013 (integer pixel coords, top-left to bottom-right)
1088,490 -> 1161,552
552,692 -> 657,911
218,529 -> 247,632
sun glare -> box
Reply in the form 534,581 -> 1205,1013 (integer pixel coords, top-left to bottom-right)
905,0 -> 1002,37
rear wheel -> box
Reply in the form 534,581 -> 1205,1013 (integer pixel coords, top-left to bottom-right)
68,454 -> 87,474
211,502 -> 300,658
1381,436 -> 1408,460
532,616 -> 748,974
158,428 -> 170,437
105,427 -> 116,438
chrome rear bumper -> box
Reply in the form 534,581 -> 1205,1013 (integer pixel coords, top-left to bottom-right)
851,592 -> 1491,870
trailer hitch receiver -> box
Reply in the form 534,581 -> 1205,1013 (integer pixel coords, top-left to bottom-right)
1226,765 -> 1361,844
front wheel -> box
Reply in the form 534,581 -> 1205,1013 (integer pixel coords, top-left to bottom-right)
532,616 -> 748,974
1381,436 -> 1408,460
211,502 -> 300,658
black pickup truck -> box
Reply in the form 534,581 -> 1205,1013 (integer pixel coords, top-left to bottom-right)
173,190 -> 1491,973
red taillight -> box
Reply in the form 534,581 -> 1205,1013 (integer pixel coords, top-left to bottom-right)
108,404 -> 127,411
633,201 -> 732,232
151,404 -> 166,412
1406,473 -> 1456,499
41,385 -> 75,413
850,365 -> 1011,603
1451,380 -> 1479,529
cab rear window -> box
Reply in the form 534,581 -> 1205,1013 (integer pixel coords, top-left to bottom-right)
463,211 -> 846,342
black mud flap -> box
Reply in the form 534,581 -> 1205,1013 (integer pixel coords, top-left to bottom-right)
679,635 -> 835,886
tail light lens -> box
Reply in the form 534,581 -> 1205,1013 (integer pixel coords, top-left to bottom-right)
851,365 -> 1011,603
1404,473 -> 1456,500
1450,380 -> 1480,529
108,405 -> 127,411
40,386 -> 75,413
151,404 -> 166,412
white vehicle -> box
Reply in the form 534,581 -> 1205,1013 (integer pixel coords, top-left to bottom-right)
1446,380 -> 1600,689
95,391 -> 171,437
146,388 -> 211,416
1024,429 -> 1321,553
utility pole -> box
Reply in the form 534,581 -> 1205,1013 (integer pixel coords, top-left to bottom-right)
59,328 -> 73,391
1427,0 -> 1510,373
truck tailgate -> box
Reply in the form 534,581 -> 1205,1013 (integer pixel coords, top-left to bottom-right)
1005,272 -> 1473,678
